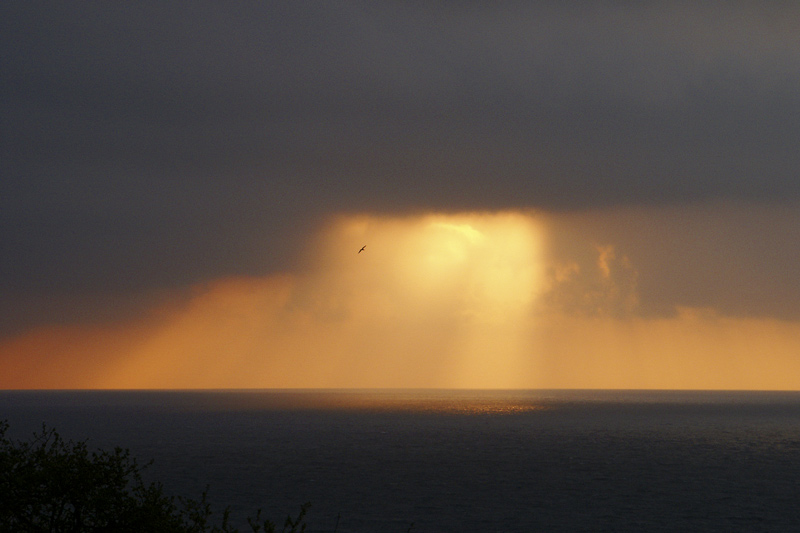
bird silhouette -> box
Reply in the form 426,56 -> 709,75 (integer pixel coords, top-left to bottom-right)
358,245 -> 366,253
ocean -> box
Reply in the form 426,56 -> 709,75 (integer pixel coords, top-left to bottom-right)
3,389 -> 800,532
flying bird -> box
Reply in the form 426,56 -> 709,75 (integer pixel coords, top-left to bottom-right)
358,245 -> 366,253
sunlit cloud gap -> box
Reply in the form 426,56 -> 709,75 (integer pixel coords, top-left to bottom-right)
290,211 -> 547,388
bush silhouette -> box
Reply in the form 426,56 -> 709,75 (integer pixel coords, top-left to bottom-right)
0,420 -> 308,533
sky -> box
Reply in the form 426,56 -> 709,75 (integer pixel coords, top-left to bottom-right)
3,2 -> 800,389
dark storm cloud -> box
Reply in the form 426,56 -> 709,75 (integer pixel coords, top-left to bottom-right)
3,2 -> 800,331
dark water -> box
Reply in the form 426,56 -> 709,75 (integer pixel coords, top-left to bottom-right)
3,389 -> 800,532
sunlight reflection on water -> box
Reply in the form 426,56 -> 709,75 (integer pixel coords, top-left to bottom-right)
194,389 -> 552,414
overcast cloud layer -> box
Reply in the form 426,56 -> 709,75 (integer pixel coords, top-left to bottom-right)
3,2 -> 800,334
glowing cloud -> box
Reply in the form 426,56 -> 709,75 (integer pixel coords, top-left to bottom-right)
6,208 -> 800,390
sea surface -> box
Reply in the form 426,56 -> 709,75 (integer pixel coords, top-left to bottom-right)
3,389 -> 800,532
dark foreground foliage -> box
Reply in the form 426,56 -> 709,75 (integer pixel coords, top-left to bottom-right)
0,420 -> 308,533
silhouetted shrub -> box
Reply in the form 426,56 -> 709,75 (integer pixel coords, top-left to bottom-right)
0,420 -> 308,532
